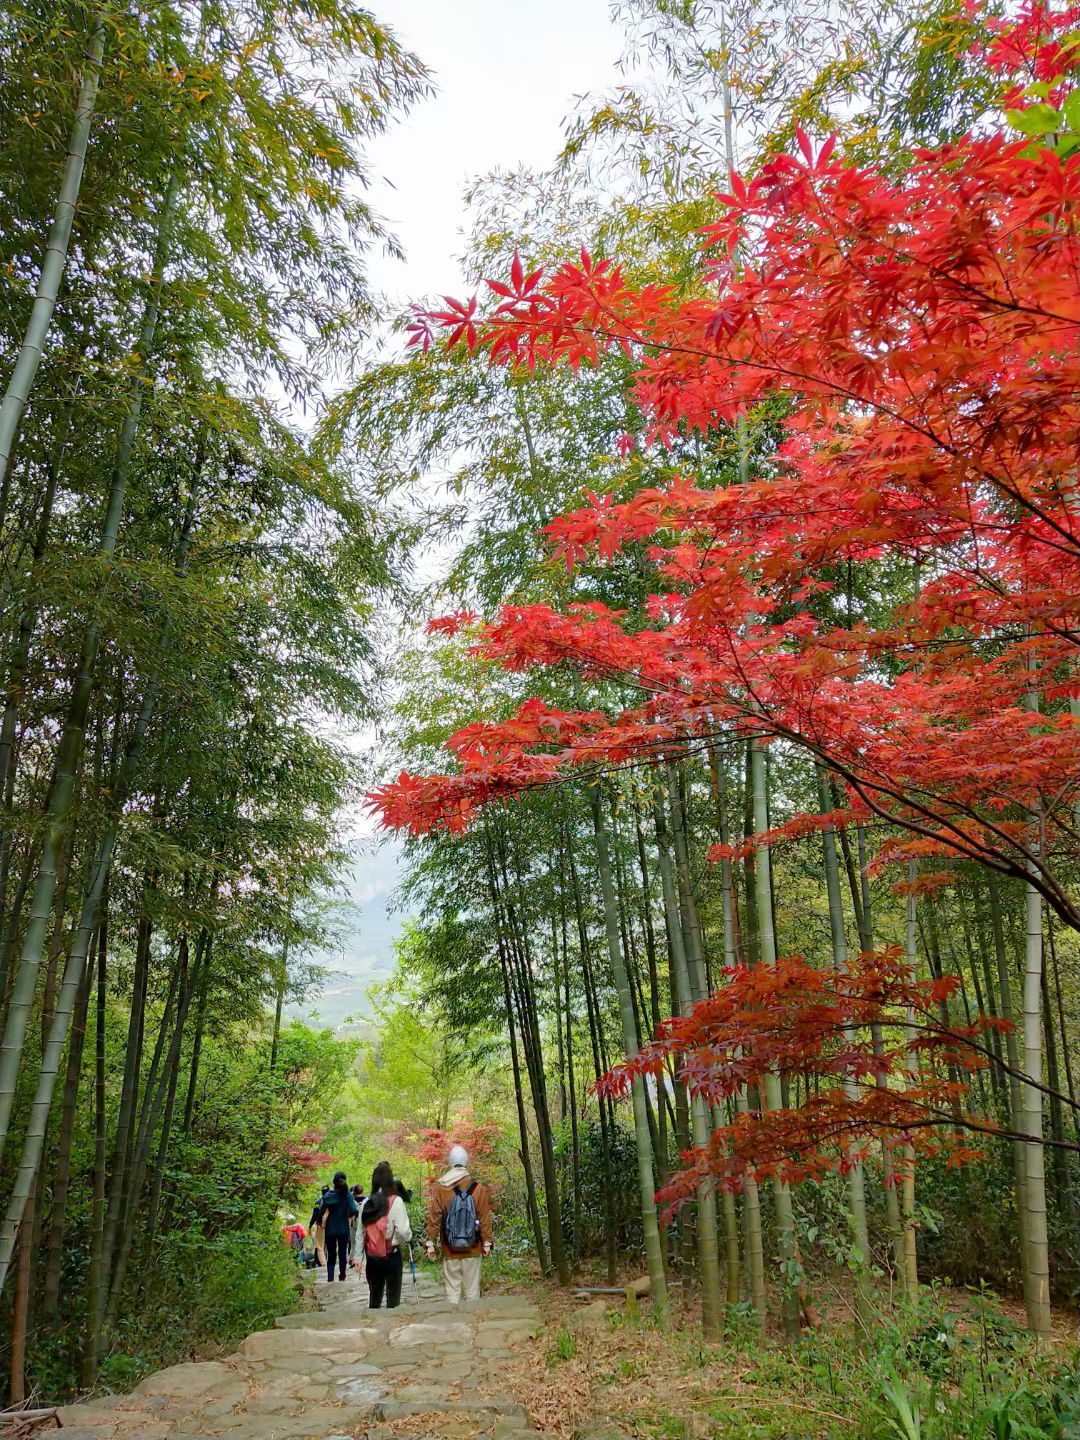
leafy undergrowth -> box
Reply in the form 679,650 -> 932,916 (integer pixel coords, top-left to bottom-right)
500,1267 -> 1078,1440
68,1229 -> 306,1398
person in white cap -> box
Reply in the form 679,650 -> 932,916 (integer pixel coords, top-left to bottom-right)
425,1144 -> 493,1306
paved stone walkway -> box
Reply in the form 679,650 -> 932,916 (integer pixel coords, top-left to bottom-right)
54,1266 -> 544,1440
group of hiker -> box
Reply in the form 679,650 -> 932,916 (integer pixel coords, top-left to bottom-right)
283,1144 -> 492,1310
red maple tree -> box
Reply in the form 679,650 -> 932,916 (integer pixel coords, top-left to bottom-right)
370,2 -> 1079,1192
280,1129 -> 334,1194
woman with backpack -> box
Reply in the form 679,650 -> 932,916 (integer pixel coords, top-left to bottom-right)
357,1160 -> 412,1309
316,1171 -> 360,1283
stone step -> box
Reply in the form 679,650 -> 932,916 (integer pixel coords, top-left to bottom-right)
373,1397 -> 530,1422
274,1295 -> 539,1330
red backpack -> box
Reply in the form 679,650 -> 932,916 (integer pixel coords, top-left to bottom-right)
363,1213 -> 391,1259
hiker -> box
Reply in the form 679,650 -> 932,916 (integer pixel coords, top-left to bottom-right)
281,1215 -> 306,1263
315,1171 -> 360,1283
308,1186 -> 330,1269
348,1183 -> 366,1267
358,1160 -> 412,1309
424,1144 -> 493,1307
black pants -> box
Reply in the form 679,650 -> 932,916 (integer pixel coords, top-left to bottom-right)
366,1249 -> 403,1308
326,1233 -> 348,1282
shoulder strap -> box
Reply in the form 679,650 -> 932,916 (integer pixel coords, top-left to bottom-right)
466,1180 -> 478,1197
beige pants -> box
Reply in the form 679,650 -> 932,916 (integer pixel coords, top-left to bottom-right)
443,1255 -> 482,1306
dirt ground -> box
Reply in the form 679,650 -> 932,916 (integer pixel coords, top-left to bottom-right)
487,1261 -> 1078,1440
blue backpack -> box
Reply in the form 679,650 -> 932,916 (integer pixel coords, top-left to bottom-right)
444,1180 -> 481,1253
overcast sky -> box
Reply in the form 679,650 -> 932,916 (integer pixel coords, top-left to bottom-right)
365,0 -> 622,303
298,0 -> 623,1028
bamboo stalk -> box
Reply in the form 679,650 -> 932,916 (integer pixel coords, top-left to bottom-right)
0,15 -> 106,485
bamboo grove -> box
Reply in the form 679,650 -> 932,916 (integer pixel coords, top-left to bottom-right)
0,0 -> 1076,1409
360,0 -> 1079,1346
0,0 -> 426,1399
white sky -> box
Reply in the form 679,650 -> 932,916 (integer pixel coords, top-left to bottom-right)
364,0 -> 622,304
302,0 -> 623,1027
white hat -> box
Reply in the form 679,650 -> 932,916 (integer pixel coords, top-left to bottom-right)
448,1144 -> 469,1168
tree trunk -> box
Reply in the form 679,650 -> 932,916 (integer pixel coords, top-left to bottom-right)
590,786 -> 669,1324
182,952 -> 211,1137
504,951 -> 548,1275
40,947 -> 95,1319
817,767 -> 873,1318
708,742 -> 747,1307
558,856 -> 581,1260
8,1179 -> 36,1404
269,924 -> 289,1073
0,183 -> 177,1167
570,847 -> 617,1282
0,645 -> 170,1296
486,836 -> 549,1276
1039,966 -> 1077,1256
986,870 -> 1032,1298
81,912 -> 108,1384
660,777 -> 723,1337
900,864 -> 920,1295
1021,865 -> 1051,1338
145,933 -> 209,1250
499,834 -> 569,1285
750,737 -> 801,1341
852,821 -> 907,1284
0,14 -> 106,486
105,939 -> 198,1326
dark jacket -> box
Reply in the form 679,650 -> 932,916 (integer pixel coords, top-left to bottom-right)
319,1187 -> 359,1239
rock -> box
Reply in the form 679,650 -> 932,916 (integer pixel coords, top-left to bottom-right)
333,1374 -> 387,1404
54,1401 -> 124,1431
473,1296 -> 541,1315
376,1399 -> 528,1422
568,1300 -> 609,1334
433,1359 -> 478,1380
258,1356 -> 323,1375
393,1383 -> 455,1403
241,1395 -> 305,1416
475,1320 -> 538,1346
240,1327 -> 375,1362
389,1321 -> 473,1348
626,1275 -> 651,1298
494,1419 -> 543,1440
202,1393 -> 246,1417
114,1395 -> 168,1412
246,1372 -> 305,1398
133,1360 -> 243,1401
49,1431 -> 118,1440
294,1380 -> 332,1401
282,1402 -> 378,1436
275,1309 -> 370,1331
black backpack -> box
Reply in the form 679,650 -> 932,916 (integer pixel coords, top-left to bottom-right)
443,1180 -> 481,1253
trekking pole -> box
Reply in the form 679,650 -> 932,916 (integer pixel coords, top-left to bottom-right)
407,1242 -> 419,1305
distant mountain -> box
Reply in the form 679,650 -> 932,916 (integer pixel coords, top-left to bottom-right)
287,837 -> 411,1030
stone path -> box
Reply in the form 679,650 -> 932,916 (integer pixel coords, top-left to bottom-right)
53,1266 -> 544,1440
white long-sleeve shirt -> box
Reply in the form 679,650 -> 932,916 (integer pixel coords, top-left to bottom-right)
385,1194 -> 412,1250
